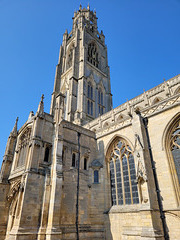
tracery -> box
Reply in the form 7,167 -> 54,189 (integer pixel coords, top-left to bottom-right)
108,138 -> 139,205
170,120 -> 180,184
87,42 -> 98,68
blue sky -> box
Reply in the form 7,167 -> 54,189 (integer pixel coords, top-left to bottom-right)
0,0 -> 180,165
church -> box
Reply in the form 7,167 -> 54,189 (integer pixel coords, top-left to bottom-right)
0,5 -> 180,240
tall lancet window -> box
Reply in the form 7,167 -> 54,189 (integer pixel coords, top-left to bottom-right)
108,138 -> 139,206
98,88 -> 103,115
170,120 -> 180,184
87,42 -> 99,68
16,128 -> 31,168
66,44 -> 74,70
87,82 -> 93,116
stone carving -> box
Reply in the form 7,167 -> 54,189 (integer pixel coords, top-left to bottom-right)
126,100 -> 132,117
163,78 -> 171,96
7,181 -> 21,202
143,89 -> 149,106
136,152 -> 147,183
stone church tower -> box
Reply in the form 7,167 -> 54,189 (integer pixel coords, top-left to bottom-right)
50,4 -> 112,124
0,5 -> 180,240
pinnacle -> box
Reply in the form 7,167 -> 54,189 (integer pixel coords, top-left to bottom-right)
11,117 -> 18,136
37,94 -> 44,116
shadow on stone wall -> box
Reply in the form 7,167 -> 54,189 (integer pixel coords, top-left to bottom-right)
98,140 -> 113,240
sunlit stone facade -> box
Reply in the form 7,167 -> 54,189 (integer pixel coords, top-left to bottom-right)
0,5 -> 180,240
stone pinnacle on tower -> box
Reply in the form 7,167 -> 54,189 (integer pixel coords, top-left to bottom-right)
10,117 -> 18,137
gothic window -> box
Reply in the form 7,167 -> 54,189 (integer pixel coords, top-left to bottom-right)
108,138 -> 139,206
72,153 -> 76,167
16,128 -> 31,168
98,88 -> 103,115
87,42 -> 99,68
44,147 -> 49,162
94,170 -> 99,183
87,82 -> 93,116
170,120 -> 180,184
66,44 -> 74,70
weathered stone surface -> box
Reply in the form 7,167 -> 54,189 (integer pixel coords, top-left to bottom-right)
0,4 -> 180,240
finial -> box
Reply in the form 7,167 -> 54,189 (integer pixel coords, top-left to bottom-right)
37,94 -> 44,116
41,94 -> 44,103
11,117 -> 18,136
94,8 -> 96,15
163,78 -> 171,96
28,111 -> 34,120
79,4 -> 82,10
143,89 -> 149,106
87,3 -> 90,10
126,99 -> 132,117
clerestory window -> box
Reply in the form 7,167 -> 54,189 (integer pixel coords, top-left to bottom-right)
87,42 -> 98,68
108,138 -> 139,206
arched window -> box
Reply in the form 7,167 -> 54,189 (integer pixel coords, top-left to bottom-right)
170,124 -> 180,184
84,158 -> 87,170
165,116 -> 180,204
108,138 -> 139,206
72,153 -> 76,167
87,42 -> 98,68
44,147 -> 49,162
94,170 -> 99,183
87,82 -> 93,116
66,44 -> 74,70
98,88 -> 103,115
16,128 -> 31,168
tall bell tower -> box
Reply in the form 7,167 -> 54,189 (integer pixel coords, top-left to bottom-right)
50,4 -> 112,125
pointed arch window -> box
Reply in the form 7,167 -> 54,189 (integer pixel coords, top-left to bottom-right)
165,116 -> 180,205
87,42 -> 99,68
16,128 -> 31,168
66,44 -> 74,70
108,138 -> 139,206
169,120 -> 180,185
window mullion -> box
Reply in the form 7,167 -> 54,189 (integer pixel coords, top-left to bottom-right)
126,153 -> 133,204
113,159 -> 118,205
120,154 -> 125,205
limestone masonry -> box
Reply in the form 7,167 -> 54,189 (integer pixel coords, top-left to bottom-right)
0,4 -> 180,240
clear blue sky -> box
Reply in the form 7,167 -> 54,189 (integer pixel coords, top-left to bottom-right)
0,0 -> 180,165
